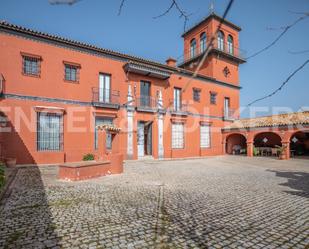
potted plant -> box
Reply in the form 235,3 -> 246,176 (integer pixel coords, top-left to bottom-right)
276,145 -> 287,160
83,153 -> 95,161
5,157 -> 17,167
253,146 -> 259,156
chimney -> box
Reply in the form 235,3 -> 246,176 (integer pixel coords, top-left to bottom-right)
166,57 -> 177,67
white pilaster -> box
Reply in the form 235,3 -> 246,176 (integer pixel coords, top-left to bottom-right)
157,90 -> 164,159
127,85 -> 134,159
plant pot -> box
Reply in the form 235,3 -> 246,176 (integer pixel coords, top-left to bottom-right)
5,158 -> 16,168
279,154 -> 286,160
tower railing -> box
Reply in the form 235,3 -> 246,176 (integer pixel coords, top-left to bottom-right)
179,40 -> 246,66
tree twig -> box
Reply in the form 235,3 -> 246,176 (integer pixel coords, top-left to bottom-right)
247,59 -> 309,106
118,0 -> 126,16
153,0 -> 191,31
288,49 -> 309,55
246,13 -> 309,60
49,0 -> 82,5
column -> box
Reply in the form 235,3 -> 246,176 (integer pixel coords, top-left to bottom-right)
126,85 -> 134,159
222,136 -> 226,155
247,142 -> 253,157
282,141 -> 290,160
157,90 -> 164,159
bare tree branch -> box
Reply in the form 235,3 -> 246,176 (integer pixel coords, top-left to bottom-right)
153,0 -> 191,31
49,0 -> 82,5
246,12 -> 309,60
118,0 -> 126,16
288,49 -> 309,54
247,59 -> 309,106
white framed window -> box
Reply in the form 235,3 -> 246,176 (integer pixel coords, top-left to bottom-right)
227,35 -> 234,55
95,117 -> 113,150
217,30 -> 224,51
172,123 -> 184,149
200,124 -> 210,148
37,113 -> 63,151
99,73 -> 111,103
190,39 -> 197,58
174,87 -> 182,111
200,32 -> 207,53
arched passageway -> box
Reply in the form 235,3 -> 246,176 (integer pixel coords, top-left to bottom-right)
226,133 -> 247,155
290,131 -> 309,159
253,132 -> 282,157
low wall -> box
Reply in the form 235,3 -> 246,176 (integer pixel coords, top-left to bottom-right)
58,153 -> 123,181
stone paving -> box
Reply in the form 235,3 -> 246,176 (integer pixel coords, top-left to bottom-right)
0,156 -> 308,249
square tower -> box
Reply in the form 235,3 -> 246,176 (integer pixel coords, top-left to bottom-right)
179,13 -> 246,86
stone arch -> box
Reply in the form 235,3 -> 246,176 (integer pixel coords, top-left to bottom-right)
253,132 -> 282,147
225,133 -> 247,155
253,132 -> 282,157
289,130 -> 309,158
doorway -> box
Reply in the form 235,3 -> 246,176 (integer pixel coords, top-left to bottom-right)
137,121 -> 153,158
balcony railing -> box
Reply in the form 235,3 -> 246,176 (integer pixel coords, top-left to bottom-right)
136,95 -> 158,112
179,40 -> 246,66
223,108 -> 238,121
92,88 -> 120,109
169,99 -> 188,115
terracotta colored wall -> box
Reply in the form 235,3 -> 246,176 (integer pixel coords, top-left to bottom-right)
0,29 -> 240,164
225,134 -> 246,154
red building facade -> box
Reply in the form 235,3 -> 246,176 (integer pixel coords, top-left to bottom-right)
0,13 -> 246,165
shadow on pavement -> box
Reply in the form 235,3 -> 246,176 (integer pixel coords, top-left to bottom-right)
0,166 -> 60,248
268,170 -> 309,198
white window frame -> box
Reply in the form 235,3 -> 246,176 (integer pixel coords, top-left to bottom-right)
200,124 -> 211,148
99,73 -> 111,103
190,39 -> 196,58
174,88 -> 182,111
172,123 -> 184,149
37,112 -> 63,151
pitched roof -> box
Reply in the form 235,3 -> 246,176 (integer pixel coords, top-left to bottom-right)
0,20 -> 241,89
182,13 -> 241,38
224,111 -> 309,130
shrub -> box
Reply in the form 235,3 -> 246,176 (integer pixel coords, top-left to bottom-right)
0,162 -> 5,190
83,154 -> 95,161
253,147 -> 259,156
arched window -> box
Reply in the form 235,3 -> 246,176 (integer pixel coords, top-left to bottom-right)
190,39 -> 197,58
217,31 -> 224,51
227,35 -> 234,55
200,32 -> 207,53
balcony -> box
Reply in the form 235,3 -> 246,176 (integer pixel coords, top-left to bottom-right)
169,100 -> 188,116
136,95 -> 158,113
178,40 -> 246,67
223,108 -> 238,121
92,88 -> 120,109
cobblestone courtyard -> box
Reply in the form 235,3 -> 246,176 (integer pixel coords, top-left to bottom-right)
0,156 -> 308,249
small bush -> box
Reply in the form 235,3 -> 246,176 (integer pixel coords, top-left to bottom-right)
0,162 -> 5,190
83,154 -> 95,161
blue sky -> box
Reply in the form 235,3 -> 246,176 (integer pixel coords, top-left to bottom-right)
1,0 -> 308,117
